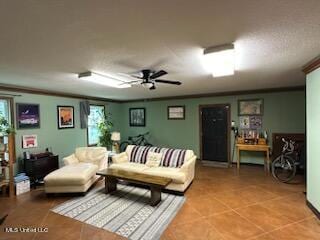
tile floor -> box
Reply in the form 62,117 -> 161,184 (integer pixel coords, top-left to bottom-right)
0,163 -> 319,240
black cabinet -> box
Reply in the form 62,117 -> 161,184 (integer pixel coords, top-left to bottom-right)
24,155 -> 59,187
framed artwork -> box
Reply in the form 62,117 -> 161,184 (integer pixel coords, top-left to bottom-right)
239,116 -> 250,129
16,103 -> 40,129
168,106 -> 185,120
22,135 -> 38,149
238,99 -> 263,116
249,116 -> 262,129
57,106 -> 74,129
129,108 -> 145,127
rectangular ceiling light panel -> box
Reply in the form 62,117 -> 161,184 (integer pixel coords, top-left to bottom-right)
202,44 -> 235,77
78,72 -> 131,88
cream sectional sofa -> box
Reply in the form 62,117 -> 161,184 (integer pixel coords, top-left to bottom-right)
44,147 -> 108,193
110,145 -> 196,193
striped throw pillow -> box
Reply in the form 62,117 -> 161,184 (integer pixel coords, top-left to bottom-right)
130,146 -> 157,164
158,148 -> 187,168
129,145 -> 187,168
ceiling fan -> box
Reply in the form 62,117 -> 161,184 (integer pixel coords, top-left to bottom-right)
121,69 -> 182,90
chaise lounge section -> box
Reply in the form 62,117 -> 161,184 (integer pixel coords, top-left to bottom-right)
44,147 -> 108,193
110,145 -> 196,193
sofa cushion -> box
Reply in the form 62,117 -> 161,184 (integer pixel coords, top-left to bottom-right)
44,163 -> 98,186
143,167 -> 186,184
145,152 -> 162,167
75,147 -> 107,167
109,162 -> 149,173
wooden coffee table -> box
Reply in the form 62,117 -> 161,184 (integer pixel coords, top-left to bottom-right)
96,169 -> 172,206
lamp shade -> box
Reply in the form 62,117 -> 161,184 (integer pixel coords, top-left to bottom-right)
111,132 -> 121,141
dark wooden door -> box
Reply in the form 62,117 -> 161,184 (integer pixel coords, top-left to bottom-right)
200,105 -> 230,162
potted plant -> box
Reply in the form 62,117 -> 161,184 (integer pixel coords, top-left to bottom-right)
0,116 -> 15,136
97,113 -> 113,150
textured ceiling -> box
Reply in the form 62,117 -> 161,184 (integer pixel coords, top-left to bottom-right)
0,0 -> 319,100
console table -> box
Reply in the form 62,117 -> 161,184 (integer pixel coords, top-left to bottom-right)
24,155 -> 59,187
236,144 -> 270,173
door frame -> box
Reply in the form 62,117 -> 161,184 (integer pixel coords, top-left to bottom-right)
199,104 -> 231,165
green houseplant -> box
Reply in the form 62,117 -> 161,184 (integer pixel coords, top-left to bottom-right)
97,113 -> 113,149
0,116 -> 15,136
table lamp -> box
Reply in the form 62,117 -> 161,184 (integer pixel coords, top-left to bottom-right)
111,132 -> 121,153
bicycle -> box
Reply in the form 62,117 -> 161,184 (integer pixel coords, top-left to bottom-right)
120,132 -> 153,152
271,138 -> 300,183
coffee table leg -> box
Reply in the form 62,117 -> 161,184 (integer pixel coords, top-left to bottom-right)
150,186 -> 161,206
105,176 -> 117,193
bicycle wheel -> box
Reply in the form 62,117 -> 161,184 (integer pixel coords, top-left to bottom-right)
120,141 -> 130,152
271,156 -> 296,183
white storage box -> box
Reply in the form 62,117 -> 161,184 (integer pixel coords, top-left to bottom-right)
16,179 -> 30,195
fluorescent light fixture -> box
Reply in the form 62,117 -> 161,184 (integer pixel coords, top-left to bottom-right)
78,71 -> 131,88
202,44 -> 235,77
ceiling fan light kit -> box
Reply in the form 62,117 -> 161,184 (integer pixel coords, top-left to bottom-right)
78,69 -> 182,90
123,69 -> 182,90
78,71 -> 131,88
202,44 -> 235,77
141,82 -> 153,88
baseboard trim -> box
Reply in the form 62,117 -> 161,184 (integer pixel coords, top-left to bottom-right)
231,162 -> 265,167
306,200 -> 320,220
202,160 -> 230,168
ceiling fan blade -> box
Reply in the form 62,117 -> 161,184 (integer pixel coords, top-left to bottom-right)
118,72 -> 142,79
155,79 -> 182,85
150,70 -> 167,79
119,80 -> 140,85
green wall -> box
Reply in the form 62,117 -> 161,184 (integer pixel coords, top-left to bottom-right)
119,91 -> 305,164
0,91 -> 121,171
306,68 -> 320,212
0,89 -> 306,173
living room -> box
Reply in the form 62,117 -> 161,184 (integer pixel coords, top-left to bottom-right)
0,1 -> 319,240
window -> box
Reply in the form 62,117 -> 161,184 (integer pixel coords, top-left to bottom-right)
0,98 -> 11,122
87,105 -> 105,146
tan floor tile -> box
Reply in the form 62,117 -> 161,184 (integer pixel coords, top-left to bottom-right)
170,203 -> 203,226
0,163 -> 314,240
187,195 -> 231,216
251,233 -> 276,240
298,217 -> 320,233
262,193 -> 313,221
81,224 -> 125,240
268,223 -> 320,240
207,211 -> 264,240
170,219 -> 224,240
235,204 -> 293,232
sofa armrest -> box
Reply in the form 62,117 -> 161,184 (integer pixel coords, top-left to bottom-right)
112,152 -> 128,164
180,156 -> 196,178
63,154 -> 80,166
98,155 -> 109,170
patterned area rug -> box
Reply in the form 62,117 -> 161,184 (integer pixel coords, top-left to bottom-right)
52,185 -> 185,240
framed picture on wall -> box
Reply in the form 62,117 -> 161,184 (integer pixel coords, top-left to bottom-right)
57,106 -> 74,129
238,99 -> 263,116
22,135 -> 38,149
16,103 -> 40,129
168,106 -> 185,120
129,108 -> 145,127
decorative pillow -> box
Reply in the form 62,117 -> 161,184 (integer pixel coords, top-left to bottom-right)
145,151 -> 162,167
159,148 -> 187,168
